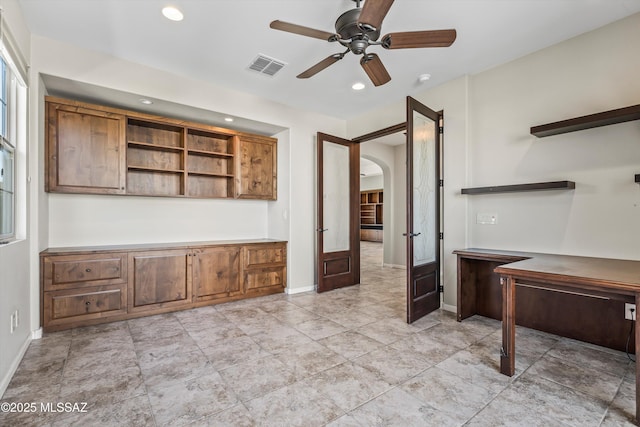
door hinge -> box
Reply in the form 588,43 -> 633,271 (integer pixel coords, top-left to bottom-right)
439,232 -> 443,240
439,179 -> 443,187
439,126 -> 444,134
439,285 -> 444,293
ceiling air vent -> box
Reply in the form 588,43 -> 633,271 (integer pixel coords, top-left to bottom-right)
248,54 -> 286,76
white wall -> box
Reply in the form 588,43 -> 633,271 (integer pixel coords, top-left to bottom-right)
360,174 -> 383,191
0,0 -> 32,397
467,12 -> 640,259
29,36 -> 346,300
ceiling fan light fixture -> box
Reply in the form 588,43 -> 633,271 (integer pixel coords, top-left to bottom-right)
162,6 -> 184,22
352,82 -> 365,91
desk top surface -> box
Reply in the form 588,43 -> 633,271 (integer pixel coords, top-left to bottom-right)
456,248 -> 640,292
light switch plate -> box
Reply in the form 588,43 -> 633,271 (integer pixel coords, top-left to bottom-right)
477,213 -> 498,225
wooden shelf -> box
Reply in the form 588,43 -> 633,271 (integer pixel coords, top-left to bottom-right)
188,149 -> 233,158
127,165 -> 184,174
531,104 -> 640,137
128,141 -> 184,153
187,171 -> 234,178
461,180 -> 575,195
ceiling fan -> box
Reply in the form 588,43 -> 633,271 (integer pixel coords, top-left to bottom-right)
270,0 -> 457,87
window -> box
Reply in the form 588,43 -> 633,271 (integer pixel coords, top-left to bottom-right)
0,56 -> 23,242
0,58 -> 13,240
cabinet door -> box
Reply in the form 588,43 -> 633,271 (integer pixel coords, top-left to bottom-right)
128,250 -> 191,312
234,135 -> 277,200
46,101 -> 126,194
193,246 -> 242,302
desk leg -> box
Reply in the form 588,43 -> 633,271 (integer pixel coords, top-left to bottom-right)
500,275 -> 516,376
635,293 -> 640,424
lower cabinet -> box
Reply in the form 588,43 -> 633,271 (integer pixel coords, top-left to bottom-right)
129,249 -> 192,313
193,246 -> 242,302
40,240 -> 287,331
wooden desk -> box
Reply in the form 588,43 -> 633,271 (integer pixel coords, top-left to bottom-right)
494,254 -> 640,423
454,248 -> 634,351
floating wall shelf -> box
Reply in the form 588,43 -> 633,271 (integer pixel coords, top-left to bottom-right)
636,174 -> 640,183
461,180 -> 575,195
531,104 -> 640,138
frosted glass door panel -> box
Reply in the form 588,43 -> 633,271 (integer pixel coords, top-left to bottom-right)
412,111 -> 437,266
323,142 -> 350,253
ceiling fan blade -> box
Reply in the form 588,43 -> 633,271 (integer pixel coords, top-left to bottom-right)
360,53 -> 391,87
382,29 -> 457,49
358,0 -> 395,31
297,54 -> 344,79
270,20 -> 338,41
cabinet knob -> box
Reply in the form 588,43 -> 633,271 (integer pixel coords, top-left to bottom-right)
85,268 -> 92,272
85,301 -> 91,306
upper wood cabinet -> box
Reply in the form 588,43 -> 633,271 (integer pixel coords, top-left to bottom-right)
235,135 -> 277,200
46,101 -> 126,194
45,96 -> 277,200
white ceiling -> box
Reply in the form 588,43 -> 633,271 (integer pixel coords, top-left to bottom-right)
18,0 -> 640,122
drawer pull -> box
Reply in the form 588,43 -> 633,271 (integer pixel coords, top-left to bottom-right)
85,268 -> 92,272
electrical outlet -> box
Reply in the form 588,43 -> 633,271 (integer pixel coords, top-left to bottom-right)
625,303 -> 636,320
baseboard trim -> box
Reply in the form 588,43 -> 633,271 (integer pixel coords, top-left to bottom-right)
442,303 -> 456,314
285,285 -> 315,295
0,332 -> 32,398
31,328 -> 43,340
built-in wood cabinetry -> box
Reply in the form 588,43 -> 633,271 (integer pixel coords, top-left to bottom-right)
46,102 -> 126,194
129,249 -> 192,313
193,246 -> 242,302
46,97 -> 277,200
235,135 -> 277,200
360,189 -> 383,242
40,240 -> 287,331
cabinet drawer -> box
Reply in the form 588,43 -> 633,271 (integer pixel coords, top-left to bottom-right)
43,253 -> 127,290
246,267 -> 286,291
244,244 -> 286,268
43,285 -> 127,329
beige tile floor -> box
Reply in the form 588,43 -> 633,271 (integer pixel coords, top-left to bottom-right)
1,242 -> 637,426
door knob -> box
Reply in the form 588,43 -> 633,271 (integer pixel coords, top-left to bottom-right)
402,232 -> 421,238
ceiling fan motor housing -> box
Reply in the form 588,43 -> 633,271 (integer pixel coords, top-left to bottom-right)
335,8 -> 380,54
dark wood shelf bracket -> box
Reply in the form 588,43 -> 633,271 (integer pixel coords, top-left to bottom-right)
531,104 -> 640,138
461,180 -> 575,195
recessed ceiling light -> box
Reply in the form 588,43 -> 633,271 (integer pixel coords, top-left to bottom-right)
352,82 -> 365,91
162,6 -> 184,21
139,98 -> 153,105
224,117 -> 234,122
418,73 -> 431,83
